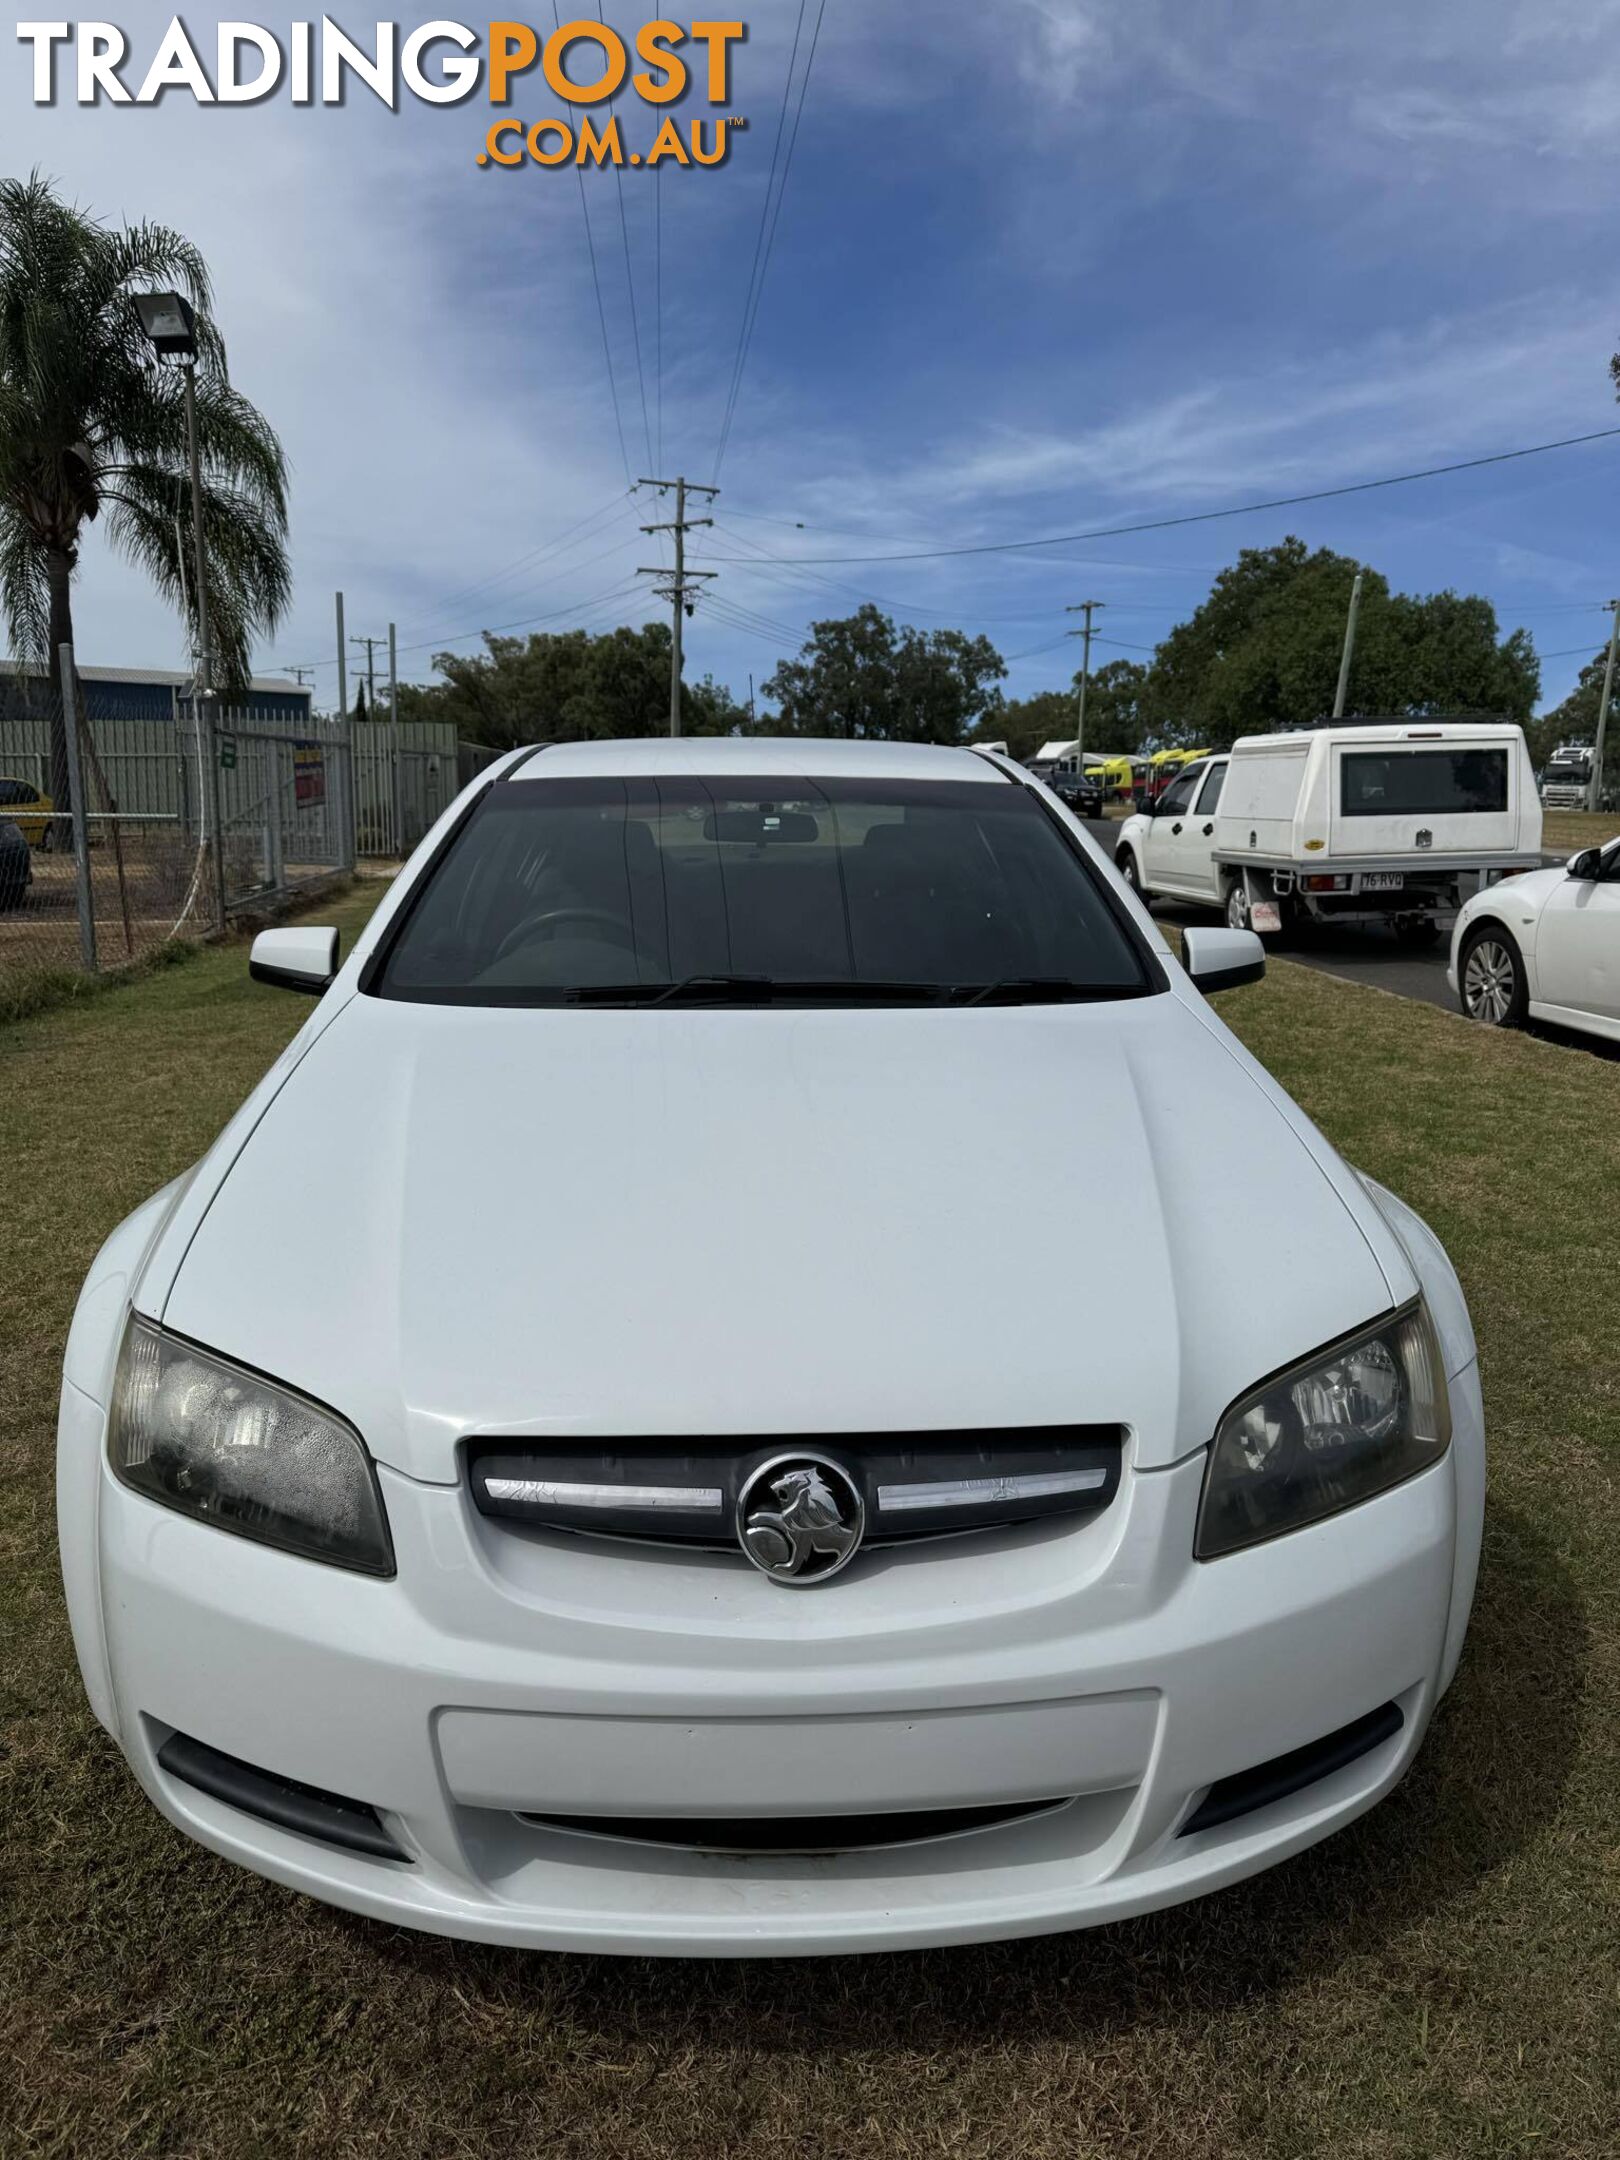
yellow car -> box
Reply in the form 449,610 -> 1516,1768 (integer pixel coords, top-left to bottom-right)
0,776 -> 52,846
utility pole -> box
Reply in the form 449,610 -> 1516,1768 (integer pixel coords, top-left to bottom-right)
349,633 -> 384,721
1066,601 -> 1105,769
281,664 -> 315,689
1588,598 -> 1620,814
388,621 -> 405,856
639,475 -> 719,736
1333,570 -> 1364,719
335,593 -> 349,721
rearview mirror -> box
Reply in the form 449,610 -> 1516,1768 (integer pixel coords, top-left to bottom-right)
1567,848 -> 1601,881
1182,926 -> 1265,994
250,926 -> 339,994
702,808 -> 819,844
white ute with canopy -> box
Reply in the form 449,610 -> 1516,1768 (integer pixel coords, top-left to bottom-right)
1116,719 -> 1542,944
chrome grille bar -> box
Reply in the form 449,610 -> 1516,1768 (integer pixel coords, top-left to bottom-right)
482,1476 -> 724,1512
876,1466 -> 1109,1513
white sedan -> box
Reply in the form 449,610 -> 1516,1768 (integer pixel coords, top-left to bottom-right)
58,738 -> 1482,1956
1450,836 -> 1620,1041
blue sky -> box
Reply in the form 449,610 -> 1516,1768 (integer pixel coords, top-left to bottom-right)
6,1 -> 1620,715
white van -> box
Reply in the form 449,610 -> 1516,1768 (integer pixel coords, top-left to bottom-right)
1116,721 -> 1543,943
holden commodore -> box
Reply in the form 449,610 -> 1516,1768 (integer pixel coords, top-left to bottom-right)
57,738 -> 1483,1955
1451,834 -> 1620,1043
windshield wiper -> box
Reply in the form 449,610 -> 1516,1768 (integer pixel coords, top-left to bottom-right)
557,977 -> 958,1008
645,975 -> 778,1006
950,978 -> 1126,1006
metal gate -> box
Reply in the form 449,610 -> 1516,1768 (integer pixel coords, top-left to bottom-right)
212,720 -> 355,909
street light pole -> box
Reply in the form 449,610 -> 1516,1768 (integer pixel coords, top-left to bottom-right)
181,362 -> 212,694
179,352 -> 227,929
138,294 -> 226,928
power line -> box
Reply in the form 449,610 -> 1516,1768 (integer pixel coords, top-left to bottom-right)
553,0 -> 632,483
407,493 -> 637,633
705,425 -> 1620,565
392,579 -> 648,659
1003,632 -> 1076,663
715,521 -> 1149,625
713,0 -> 828,481
698,597 -> 806,652
596,0 -> 653,470
711,1 -> 806,480
699,591 -> 808,643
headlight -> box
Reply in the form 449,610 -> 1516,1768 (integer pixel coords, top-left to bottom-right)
109,1318 -> 394,1576
1195,1302 -> 1450,1560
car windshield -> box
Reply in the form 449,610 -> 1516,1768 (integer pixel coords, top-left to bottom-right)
376,774 -> 1155,1006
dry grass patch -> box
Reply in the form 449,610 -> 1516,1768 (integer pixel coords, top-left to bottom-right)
2,904 -> 1618,2158
1539,808 -> 1620,855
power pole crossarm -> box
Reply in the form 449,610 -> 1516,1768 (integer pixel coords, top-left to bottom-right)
638,474 -> 719,735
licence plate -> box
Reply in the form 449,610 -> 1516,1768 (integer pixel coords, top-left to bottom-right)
1360,873 -> 1404,892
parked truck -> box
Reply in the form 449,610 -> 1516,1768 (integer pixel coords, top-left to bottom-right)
1540,743 -> 1593,809
1114,719 -> 1543,944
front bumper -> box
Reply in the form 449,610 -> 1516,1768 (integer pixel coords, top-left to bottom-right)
60,1372 -> 1481,1957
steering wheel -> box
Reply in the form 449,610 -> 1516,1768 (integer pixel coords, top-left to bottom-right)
492,907 -> 638,965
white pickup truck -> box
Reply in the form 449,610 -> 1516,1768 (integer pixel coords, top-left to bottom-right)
1115,720 -> 1544,945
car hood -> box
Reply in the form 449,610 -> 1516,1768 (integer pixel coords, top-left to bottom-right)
159,989 -> 1398,1481
1470,865 -> 1562,909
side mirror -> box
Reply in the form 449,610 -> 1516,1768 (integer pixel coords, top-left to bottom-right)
1182,926 -> 1265,994
250,925 -> 339,994
1141,797 -> 1159,818
1567,848 -> 1602,881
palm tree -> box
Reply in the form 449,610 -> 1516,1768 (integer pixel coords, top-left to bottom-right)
0,171 -> 290,809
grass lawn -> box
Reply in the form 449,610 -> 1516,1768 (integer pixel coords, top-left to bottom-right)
1540,806 -> 1620,855
3,892 -> 1618,2158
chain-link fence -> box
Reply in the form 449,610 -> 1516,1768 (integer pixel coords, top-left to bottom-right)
0,650 -> 356,1004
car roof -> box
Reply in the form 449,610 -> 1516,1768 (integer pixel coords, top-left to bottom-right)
1232,721 -> 1525,751
503,737 -> 1006,784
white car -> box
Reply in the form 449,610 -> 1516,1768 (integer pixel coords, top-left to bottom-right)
1450,835 -> 1620,1041
58,738 -> 1483,1957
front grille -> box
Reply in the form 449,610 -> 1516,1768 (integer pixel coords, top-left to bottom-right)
521,1798 -> 1071,1853
469,1426 -> 1124,1550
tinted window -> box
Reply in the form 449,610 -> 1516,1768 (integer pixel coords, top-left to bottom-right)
0,780 -> 30,805
378,775 -> 1154,1006
1158,771 -> 1198,815
1340,749 -> 1508,817
1194,763 -> 1226,815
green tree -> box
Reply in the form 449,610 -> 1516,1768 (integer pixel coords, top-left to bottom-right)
984,659 -> 1149,761
1138,539 -> 1538,747
978,688 -> 1073,762
1536,648 -> 1612,761
395,620 -> 747,747
0,172 -> 290,803
762,604 -> 1005,741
